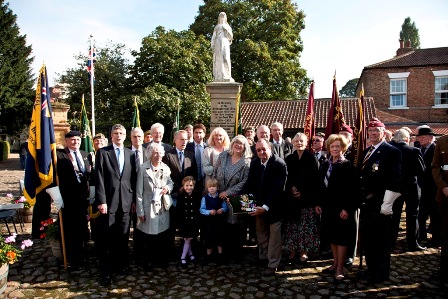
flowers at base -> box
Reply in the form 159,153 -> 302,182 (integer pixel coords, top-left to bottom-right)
6,193 -> 31,209
0,233 -> 33,265
39,218 -> 60,240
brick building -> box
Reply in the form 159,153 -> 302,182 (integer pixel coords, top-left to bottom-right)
356,41 -> 448,132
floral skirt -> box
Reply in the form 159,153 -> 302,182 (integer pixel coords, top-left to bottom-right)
283,208 -> 320,253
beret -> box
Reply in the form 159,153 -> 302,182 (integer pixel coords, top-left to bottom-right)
340,124 -> 353,135
65,131 -> 81,138
368,118 -> 385,128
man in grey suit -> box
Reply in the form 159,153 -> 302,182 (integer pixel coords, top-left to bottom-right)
270,122 -> 293,160
95,124 -> 136,286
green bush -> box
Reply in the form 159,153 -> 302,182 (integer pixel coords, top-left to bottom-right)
0,141 -> 10,161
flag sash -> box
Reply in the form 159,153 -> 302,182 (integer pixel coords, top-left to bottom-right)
304,82 -> 315,151
353,84 -> 367,167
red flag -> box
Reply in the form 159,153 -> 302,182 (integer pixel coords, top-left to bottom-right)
303,81 -> 315,151
325,73 -> 346,140
353,84 -> 367,167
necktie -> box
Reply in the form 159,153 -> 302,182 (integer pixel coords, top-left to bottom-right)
74,151 -> 84,173
117,148 -> 124,174
421,147 -> 426,155
196,144 -> 203,177
135,149 -> 140,166
362,146 -> 374,169
260,164 -> 266,182
179,151 -> 184,176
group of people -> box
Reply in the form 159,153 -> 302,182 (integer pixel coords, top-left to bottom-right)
34,117 -> 448,286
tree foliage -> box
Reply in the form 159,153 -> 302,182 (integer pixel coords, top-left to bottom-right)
0,0 -> 34,135
57,42 -> 132,134
400,17 -> 421,49
130,26 -> 213,131
190,0 -> 310,100
339,78 -> 359,98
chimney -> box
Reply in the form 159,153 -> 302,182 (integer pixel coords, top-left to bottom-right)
396,39 -> 414,56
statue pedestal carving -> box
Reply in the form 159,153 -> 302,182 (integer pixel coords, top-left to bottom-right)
51,102 -> 70,148
206,82 -> 243,139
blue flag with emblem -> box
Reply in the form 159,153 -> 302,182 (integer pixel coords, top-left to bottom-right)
24,65 -> 57,206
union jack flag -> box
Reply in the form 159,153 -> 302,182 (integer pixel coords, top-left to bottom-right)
86,48 -> 96,82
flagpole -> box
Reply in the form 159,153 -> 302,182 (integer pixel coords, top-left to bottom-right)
89,34 -> 95,136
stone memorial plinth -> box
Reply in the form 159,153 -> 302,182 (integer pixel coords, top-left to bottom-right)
206,82 -> 243,138
51,102 -> 70,148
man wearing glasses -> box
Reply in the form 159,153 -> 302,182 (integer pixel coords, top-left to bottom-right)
242,139 -> 287,276
359,118 -> 401,284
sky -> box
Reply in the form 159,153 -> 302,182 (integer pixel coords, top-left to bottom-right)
7,0 -> 448,99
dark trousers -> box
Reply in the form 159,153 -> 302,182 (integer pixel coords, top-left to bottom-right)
224,222 -> 246,261
95,208 -> 130,275
419,191 -> 441,242
62,206 -> 87,265
361,202 -> 393,279
141,229 -> 171,266
391,192 -> 419,248
439,199 -> 448,276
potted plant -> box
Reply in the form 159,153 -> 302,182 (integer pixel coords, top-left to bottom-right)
39,218 -> 61,259
6,193 -> 33,223
0,234 -> 33,294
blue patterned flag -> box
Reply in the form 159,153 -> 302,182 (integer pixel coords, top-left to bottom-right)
24,65 -> 57,206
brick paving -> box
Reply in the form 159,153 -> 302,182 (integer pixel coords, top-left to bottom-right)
1,154 -> 448,298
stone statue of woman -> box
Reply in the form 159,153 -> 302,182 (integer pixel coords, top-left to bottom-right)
211,12 -> 234,82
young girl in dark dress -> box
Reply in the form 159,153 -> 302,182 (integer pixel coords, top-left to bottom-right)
177,176 -> 201,267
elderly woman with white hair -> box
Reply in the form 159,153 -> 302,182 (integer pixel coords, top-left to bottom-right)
136,142 -> 174,271
215,135 -> 252,262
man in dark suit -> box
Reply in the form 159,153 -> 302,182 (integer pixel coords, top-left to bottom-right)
185,123 -> 207,191
95,124 -> 136,286
390,128 -> 426,251
359,118 -> 401,284
56,131 -> 92,270
432,133 -> 448,281
312,132 -> 327,169
270,122 -> 293,160
242,139 -> 287,276
417,125 -> 440,246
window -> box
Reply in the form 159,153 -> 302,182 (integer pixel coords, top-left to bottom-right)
390,79 -> 407,107
388,72 -> 409,108
433,70 -> 448,106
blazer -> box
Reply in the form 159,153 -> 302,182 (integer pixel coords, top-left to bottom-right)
418,143 -> 437,198
136,161 -> 174,235
215,151 -> 251,196
360,141 -> 401,204
270,139 -> 293,160
432,135 -> 448,202
56,148 -> 92,210
94,145 -> 137,214
241,154 -> 287,223
162,147 -> 198,193
391,141 -> 425,195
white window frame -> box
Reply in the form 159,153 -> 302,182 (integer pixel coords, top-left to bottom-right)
433,70 -> 448,107
388,72 -> 410,109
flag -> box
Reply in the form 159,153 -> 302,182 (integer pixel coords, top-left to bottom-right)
80,95 -> 94,153
131,97 -> 141,129
86,47 -> 96,83
353,84 -> 367,167
24,65 -> 57,206
303,81 -> 315,151
325,72 -> 346,139
170,98 -> 180,143
235,92 -> 242,136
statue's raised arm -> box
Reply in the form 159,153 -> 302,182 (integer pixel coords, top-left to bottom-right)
211,12 -> 234,82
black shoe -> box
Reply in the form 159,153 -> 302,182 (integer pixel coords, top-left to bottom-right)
262,267 -> 277,276
322,267 -> 336,274
344,258 -> 353,267
100,275 -> 111,286
408,244 -> 427,252
180,259 -> 188,268
367,275 -> 388,284
201,256 -> 210,266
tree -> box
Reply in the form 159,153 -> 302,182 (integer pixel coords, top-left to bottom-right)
190,0 -> 310,100
339,78 -> 359,98
130,26 -> 213,132
400,17 -> 421,49
58,42 -> 132,134
0,1 -> 34,135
